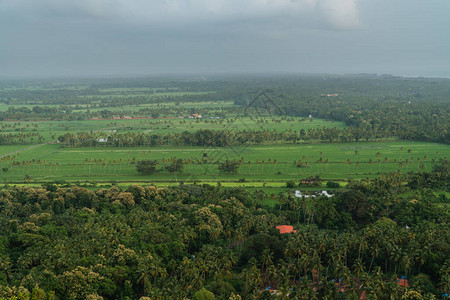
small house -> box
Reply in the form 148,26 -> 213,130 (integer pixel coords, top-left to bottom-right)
276,225 -> 296,234
300,177 -> 316,185
397,277 -> 409,287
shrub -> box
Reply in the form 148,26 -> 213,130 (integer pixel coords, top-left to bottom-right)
286,180 -> 296,188
218,160 -> 240,174
326,181 -> 340,188
136,160 -> 159,175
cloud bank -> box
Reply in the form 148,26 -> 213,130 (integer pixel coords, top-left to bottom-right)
1,0 -> 449,78
1,0 -> 361,30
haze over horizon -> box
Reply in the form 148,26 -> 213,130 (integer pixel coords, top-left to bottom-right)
1,0 -> 449,79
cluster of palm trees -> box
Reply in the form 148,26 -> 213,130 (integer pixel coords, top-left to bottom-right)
0,176 -> 447,298
57,126 -> 412,149
0,131 -> 44,145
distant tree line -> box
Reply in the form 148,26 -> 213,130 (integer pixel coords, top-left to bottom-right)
57,127 -> 399,148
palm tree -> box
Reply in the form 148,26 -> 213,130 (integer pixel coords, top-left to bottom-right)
368,242 -> 379,272
243,264 -> 263,296
346,159 -> 351,174
261,249 -> 273,274
353,258 -> 365,278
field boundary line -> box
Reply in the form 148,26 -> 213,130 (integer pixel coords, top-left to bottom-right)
0,141 -> 56,159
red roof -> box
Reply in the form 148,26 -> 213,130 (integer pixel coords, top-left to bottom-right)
397,278 -> 409,287
276,225 -> 296,234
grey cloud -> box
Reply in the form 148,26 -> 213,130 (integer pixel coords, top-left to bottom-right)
0,0 -> 449,78
1,0 -> 361,30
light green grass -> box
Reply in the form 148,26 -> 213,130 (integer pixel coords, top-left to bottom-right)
0,101 -> 232,113
1,141 -> 447,184
79,91 -> 214,99
0,116 -> 347,142
0,145 -> 42,156
73,101 -> 234,113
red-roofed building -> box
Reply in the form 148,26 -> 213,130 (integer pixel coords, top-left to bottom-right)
276,225 -> 296,234
397,278 -> 409,287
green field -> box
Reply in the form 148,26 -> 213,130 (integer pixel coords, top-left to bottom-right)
0,101 -> 233,113
1,141 -> 447,184
0,116 -> 346,142
74,101 -> 235,113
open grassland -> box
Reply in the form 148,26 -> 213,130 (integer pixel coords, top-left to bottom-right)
0,116 -> 346,142
79,91 -> 214,99
73,101 -> 235,113
0,144 -> 44,157
0,101 -> 233,113
1,141 -> 447,184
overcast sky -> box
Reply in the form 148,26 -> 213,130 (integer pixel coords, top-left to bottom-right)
1,0 -> 449,78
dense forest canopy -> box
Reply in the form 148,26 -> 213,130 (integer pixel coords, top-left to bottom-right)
0,163 -> 448,299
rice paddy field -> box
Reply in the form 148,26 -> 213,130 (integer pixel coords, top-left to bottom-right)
1,141 -> 447,185
0,83 -> 448,188
0,116 -> 346,142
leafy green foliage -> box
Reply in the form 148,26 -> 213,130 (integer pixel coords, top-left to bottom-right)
218,160 -> 240,174
285,180 -> 296,188
192,287 -> 215,300
136,159 -> 159,175
164,158 -> 184,173
326,181 -> 340,188
0,167 -> 446,298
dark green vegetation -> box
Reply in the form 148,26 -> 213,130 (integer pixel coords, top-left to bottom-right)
0,74 -> 449,299
0,163 -> 448,299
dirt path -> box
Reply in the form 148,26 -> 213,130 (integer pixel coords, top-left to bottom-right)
0,141 -> 56,159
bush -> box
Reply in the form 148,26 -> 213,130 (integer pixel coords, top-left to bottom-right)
218,160 -> 240,174
136,160 -> 159,175
165,159 -> 184,173
286,180 -> 296,188
192,288 -> 215,300
326,181 -> 340,188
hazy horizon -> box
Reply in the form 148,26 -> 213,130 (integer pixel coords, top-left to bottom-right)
2,71 -> 450,82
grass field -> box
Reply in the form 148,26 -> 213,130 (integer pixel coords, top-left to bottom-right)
0,116 -> 347,142
77,91 -> 214,101
0,101 -> 233,113
1,141 -> 447,184
73,101 -> 235,113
